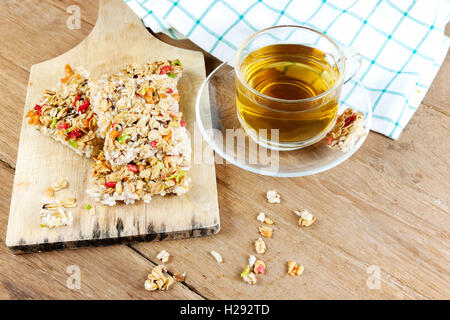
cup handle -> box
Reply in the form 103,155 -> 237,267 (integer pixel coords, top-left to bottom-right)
341,46 -> 362,84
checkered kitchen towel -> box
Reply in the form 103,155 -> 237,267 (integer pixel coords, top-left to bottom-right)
125,0 -> 449,139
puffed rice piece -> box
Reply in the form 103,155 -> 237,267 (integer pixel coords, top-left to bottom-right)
256,212 -> 265,222
266,190 -> 280,203
295,209 -> 316,227
254,238 -> 266,254
254,260 -> 266,274
242,272 -> 257,285
248,255 -> 256,268
210,251 -> 223,263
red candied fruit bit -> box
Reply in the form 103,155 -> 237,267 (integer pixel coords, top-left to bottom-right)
256,264 -> 265,274
180,120 -> 186,127
166,88 -> 173,94
58,122 -> 71,130
327,137 -> 333,145
104,181 -> 117,188
127,164 -> 139,173
68,128 -> 82,139
150,141 -> 158,148
34,105 -> 42,116
159,65 -> 173,75
344,113 -> 357,127
78,100 -> 90,114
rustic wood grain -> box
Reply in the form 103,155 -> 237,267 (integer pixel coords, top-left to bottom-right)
0,0 -> 203,300
6,0 -> 219,253
0,0 -> 449,299
132,104 -> 450,299
0,159 -> 203,299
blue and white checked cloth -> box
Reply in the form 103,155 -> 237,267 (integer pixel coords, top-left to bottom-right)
125,0 -> 449,139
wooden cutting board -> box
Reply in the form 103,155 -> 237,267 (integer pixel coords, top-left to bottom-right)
6,0 -> 219,254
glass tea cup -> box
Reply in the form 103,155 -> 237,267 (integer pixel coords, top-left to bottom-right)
235,25 -> 361,150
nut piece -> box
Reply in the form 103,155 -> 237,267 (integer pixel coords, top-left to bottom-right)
248,255 -> 256,268
210,250 -> 223,263
264,217 -> 274,225
173,272 -> 186,282
256,212 -> 265,222
287,260 -> 304,276
254,260 -> 266,274
254,238 -> 266,254
144,265 -> 174,291
144,279 -> 158,291
242,272 -> 257,285
259,226 -> 273,238
156,250 -> 170,263
295,209 -> 316,227
52,179 -> 69,192
46,187 -> 55,197
266,190 -> 280,203
61,197 -> 77,208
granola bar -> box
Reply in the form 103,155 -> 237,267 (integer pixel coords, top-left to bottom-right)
86,150 -> 190,206
25,64 -> 103,158
326,108 -> 366,152
89,61 -> 185,166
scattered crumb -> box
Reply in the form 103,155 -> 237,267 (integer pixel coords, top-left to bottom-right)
144,265 -> 174,291
254,238 -> 266,254
240,265 -> 257,284
257,212 -> 265,222
266,190 -> 280,203
242,272 -> 257,285
295,209 -> 316,227
40,207 -> 73,229
157,250 -> 170,263
287,260 -> 304,276
248,255 -> 256,268
210,250 -> 223,263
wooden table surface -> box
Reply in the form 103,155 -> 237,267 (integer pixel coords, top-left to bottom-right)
0,0 -> 448,300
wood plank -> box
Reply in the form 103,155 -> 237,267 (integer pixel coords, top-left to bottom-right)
423,49 -> 450,116
0,1 -> 94,71
132,104 -> 450,299
0,56 -> 29,167
0,0 -> 203,300
0,160 -> 203,299
1,0 -> 449,300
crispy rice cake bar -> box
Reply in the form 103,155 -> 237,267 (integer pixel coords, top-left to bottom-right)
25,64 -> 103,158
89,60 -> 184,166
86,150 -> 190,206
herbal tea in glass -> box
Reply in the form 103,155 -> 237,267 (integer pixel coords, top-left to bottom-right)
235,26 -> 350,150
